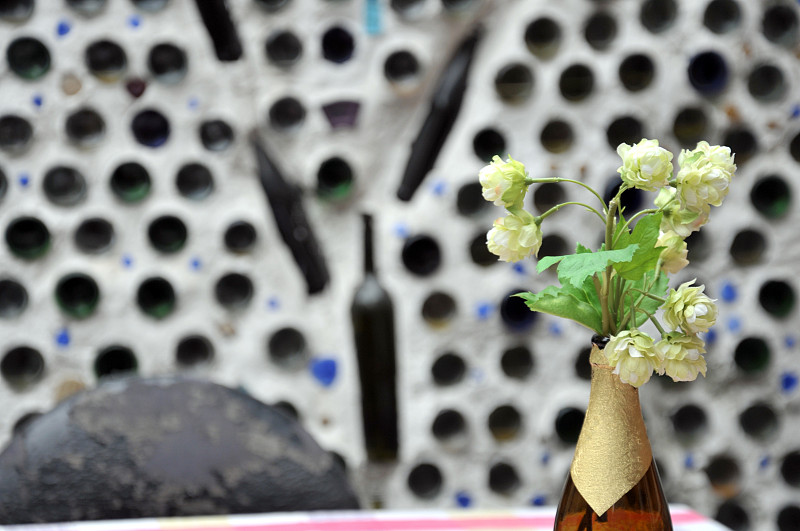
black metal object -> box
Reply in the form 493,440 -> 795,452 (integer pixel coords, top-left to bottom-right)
0,377 -> 359,523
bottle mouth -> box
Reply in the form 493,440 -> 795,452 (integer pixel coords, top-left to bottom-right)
591,334 -> 610,349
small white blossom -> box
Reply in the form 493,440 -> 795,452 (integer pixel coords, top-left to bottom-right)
616,139 -> 673,191
486,213 -> 542,262
479,155 -> 529,208
657,333 -> 707,382
605,330 -> 663,388
655,187 -> 709,237
663,280 -> 718,334
676,141 -> 736,211
657,230 -> 689,274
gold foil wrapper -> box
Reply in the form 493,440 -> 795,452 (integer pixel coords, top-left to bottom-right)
569,344 -> 653,517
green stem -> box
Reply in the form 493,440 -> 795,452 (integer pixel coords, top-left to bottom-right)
600,195 -> 620,336
628,288 -> 667,304
646,313 -> 668,336
525,177 -> 607,211
538,201 -> 605,222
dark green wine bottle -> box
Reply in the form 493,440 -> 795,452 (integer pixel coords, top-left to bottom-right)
351,214 -> 399,462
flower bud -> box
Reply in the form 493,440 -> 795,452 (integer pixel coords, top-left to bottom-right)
605,330 -> 662,388
486,212 -> 542,262
616,139 -> 673,191
663,280 -> 718,334
656,230 -> 689,274
676,141 -> 736,211
479,155 -> 529,208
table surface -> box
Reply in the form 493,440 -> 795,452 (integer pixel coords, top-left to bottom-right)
0,506 -> 731,531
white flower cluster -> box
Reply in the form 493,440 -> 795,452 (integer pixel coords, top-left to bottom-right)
607,281 -> 717,387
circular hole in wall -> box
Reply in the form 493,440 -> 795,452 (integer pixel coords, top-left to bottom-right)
273,400 -> 300,420
584,11 -> 617,50
747,64 -> 786,102
85,40 -> 127,81
224,221 -> 257,253
384,50 -> 419,84
316,157 -> 353,201
148,42 -> 188,84
456,182 -> 488,217
473,128 -> 506,162
606,116 -> 644,150
673,107 -> 709,147
501,345 -> 533,380
6,37 -> 50,80
781,450 -> 800,487
525,17 -> 561,59
714,499 -> 750,531
0,0 -> 34,21
0,279 -> 28,318
488,404 -> 522,441
432,408 -> 466,442
729,229 -> 766,265
55,273 -> 100,319
640,0 -> 677,33
494,63 -> 533,103
131,0 -> 169,12
111,162 -> 151,202
199,119 -> 234,151
671,403 -> 708,438
469,232 -> 498,266
407,463 -> 443,499
268,327 -> 308,370
739,402 -> 778,440
322,26 -> 355,64
131,109 -> 169,148
704,0 -> 741,34
421,291 -> 456,327
559,64 -> 594,102
688,51 -> 729,97
0,114 -> 33,154
500,288 -> 536,331
604,179 -> 644,213
402,234 -> 441,276
66,108 -> 106,148
431,352 -> 466,386
540,120 -> 573,153
538,234 -> 568,259
1,346 -> 44,389
176,335 -> 214,366
94,345 -> 138,378
751,175 -> 790,219
75,218 -> 114,254
266,30 -> 303,67
533,182 -> 565,214
759,280 -> 795,318
214,272 -> 254,310
777,505 -> 800,531
43,166 -> 87,206
136,277 -> 176,319
176,163 -> 214,200
762,4 -> 798,47
0,167 -> 7,200
684,230 -> 709,263
67,0 -> 107,16
555,407 -> 585,444
5,216 -> 50,259
269,97 -> 306,131
574,346 -> 591,380
148,215 -> 187,253
705,455 -> 742,497
389,0 -> 423,16
488,462 -> 520,495
734,337 -> 770,375
722,127 -> 757,165
254,0 -> 291,12
619,54 -> 655,92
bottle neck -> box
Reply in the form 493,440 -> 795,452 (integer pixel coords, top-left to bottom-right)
362,213 -> 375,275
570,342 -> 653,516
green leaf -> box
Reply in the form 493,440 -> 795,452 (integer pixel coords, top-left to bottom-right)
614,213 -> 664,281
614,212 -> 631,248
538,245 -> 639,288
516,286 -> 602,333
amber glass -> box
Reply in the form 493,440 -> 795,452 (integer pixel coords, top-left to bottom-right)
554,458 -> 671,530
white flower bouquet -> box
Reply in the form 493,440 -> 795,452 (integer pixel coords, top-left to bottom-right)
480,139 -> 736,387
